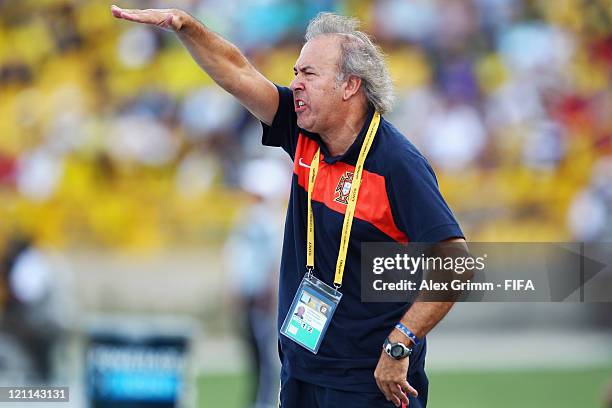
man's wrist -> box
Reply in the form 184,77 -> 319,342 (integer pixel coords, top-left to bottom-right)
174,10 -> 193,33
387,329 -> 408,344
392,322 -> 420,346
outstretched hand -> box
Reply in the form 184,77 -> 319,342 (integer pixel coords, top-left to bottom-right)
110,5 -> 186,32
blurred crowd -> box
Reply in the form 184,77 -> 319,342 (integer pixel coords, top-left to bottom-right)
0,0 -> 611,250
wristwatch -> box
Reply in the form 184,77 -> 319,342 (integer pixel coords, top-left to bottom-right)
383,337 -> 412,360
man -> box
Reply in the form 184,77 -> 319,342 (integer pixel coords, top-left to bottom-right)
294,305 -> 306,320
224,158 -> 287,408
111,6 -> 465,407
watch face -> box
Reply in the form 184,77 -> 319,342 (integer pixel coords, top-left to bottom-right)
390,345 -> 404,358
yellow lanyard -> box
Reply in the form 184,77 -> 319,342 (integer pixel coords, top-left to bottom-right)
306,112 -> 381,287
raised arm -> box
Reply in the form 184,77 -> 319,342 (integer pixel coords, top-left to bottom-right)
111,5 -> 279,125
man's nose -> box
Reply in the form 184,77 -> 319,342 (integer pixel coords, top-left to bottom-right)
290,76 -> 304,91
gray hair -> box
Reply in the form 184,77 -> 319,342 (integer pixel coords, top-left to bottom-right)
305,12 -> 394,115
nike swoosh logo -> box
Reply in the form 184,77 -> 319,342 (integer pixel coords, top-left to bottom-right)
298,158 -> 311,168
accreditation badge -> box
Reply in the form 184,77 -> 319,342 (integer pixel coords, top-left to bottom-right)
280,272 -> 342,354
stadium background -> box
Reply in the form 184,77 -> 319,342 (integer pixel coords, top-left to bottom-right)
0,0 -> 611,407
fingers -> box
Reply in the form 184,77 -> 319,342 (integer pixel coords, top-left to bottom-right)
376,379 -> 408,407
111,6 -> 155,23
111,5 -> 180,31
111,5 -> 150,19
389,381 -> 418,407
375,378 -> 393,405
374,351 -> 416,407
377,379 -> 417,407
392,384 -> 409,407
111,5 -> 154,16
110,5 -> 123,18
400,380 -> 419,398
382,382 -> 401,407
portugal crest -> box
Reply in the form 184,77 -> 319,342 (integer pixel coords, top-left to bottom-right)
334,172 -> 354,205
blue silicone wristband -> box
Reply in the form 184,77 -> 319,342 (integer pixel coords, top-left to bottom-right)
395,323 -> 420,346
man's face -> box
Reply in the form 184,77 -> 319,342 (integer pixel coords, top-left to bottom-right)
290,35 -> 344,133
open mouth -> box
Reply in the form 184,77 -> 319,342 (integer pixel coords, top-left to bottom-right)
294,99 -> 307,113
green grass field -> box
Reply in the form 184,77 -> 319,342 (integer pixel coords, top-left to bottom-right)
198,366 -> 612,407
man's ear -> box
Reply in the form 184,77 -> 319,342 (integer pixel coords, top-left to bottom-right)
342,75 -> 362,101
